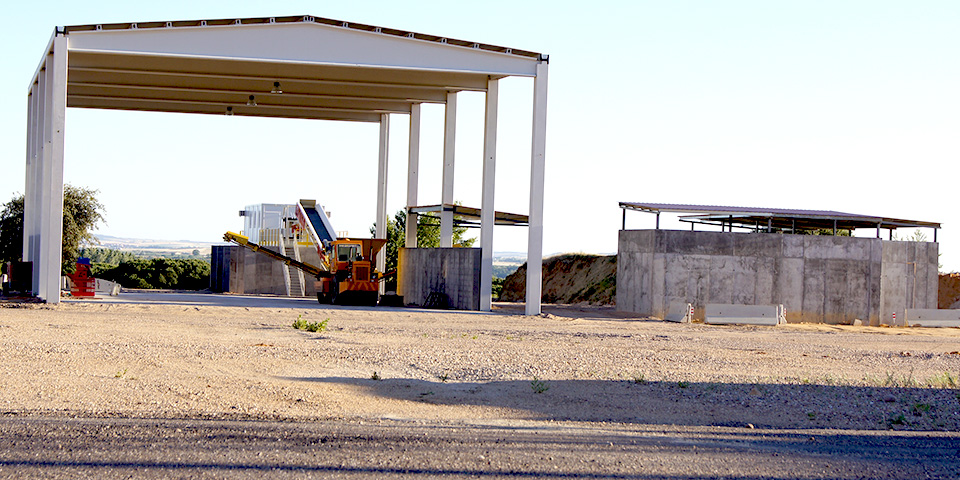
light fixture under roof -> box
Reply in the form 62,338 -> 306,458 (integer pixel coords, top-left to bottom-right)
271,81 -> 283,94
247,95 -> 257,106
225,106 -> 234,116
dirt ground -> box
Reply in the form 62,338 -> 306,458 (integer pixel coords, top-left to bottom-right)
940,273 -> 960,308
1,297 -> 959,478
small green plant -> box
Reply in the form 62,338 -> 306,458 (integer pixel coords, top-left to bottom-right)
677,381 -> 690,389
531,377 -> 549,394
292,315 -> 328,333
912,403 -> 933,416
370,372 -> 382,381
806,412 -> 817,421
632,373 -> 646,384
886,414 -> 907,428
438,374 -> 449,383
114,369 -> 127,378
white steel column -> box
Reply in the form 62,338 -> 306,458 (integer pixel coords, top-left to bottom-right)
405,104 -> 421,248
24,80 -> 40,293
36,36 -> 68,304
440,92 -> 457,247
479,79 -> 499,311
525,61 -> 549,316
375,114 -> 390,284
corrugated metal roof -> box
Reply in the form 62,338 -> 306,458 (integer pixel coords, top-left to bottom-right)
619,202 -> 940,230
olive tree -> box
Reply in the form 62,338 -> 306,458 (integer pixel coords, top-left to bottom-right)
0,185 -> 106,273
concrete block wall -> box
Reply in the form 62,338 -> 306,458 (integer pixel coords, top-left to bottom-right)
617,230 -> 938,325
216,244 -> 321,297
879,240 -> 939,325
398,247 -> 481,310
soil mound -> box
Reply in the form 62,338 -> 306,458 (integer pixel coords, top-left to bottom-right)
939,273 -> 960,309
500,254 -> 616,305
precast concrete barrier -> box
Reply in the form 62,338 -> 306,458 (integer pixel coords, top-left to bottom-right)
904,309 -> 960,328
663,302 -> 693,323
705,304 -> 786,326
95,279 -> 121,296
62,276 -> 122,296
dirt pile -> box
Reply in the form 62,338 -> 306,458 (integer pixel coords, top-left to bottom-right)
500,254 -> 616,305
939,273 -> 960,309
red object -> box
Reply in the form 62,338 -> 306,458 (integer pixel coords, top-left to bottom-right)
68,262 -> 95,297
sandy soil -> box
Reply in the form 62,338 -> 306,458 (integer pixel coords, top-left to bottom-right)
1,299 -> 958,433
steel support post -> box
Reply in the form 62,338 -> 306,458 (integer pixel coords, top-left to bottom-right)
375,114 -> 389,290
23,78 -> 40,292
405,104 -> 421,248
479,79 -> 499,311
36,36 -> 67,303
526,62 -> 548,316
440,92 -> 457,247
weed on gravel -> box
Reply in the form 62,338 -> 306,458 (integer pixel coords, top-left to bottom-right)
292,315 -> 328,333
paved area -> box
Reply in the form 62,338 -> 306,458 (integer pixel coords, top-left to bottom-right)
1,416 -> 959,479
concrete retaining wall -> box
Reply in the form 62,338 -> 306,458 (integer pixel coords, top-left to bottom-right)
617,230 -> 938,325
398,248 -> 481,310
214,244 -> 321,297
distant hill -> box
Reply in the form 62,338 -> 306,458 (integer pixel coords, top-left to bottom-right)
90,235 -> 215,260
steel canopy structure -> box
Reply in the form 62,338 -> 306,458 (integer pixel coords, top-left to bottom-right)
25,15 -> 549,312
619,202 -> 941,240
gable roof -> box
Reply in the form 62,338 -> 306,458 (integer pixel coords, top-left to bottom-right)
53,15 -> 546,122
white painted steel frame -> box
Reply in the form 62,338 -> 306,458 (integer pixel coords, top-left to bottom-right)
24,34 -> 68,304
526,62 -> 549,316
24,19 -> 549,314
405,104 -> 421,248
375,114 -> 389,286
440,92 -> 457,248
479,79 -> 499,311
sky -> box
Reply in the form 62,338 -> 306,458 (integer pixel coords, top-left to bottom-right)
1,1 -> 957,272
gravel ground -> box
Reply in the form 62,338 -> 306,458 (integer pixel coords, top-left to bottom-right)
1,298 -> 959,478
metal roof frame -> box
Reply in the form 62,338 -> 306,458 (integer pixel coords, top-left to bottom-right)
23,15 -> 550,313
619,202 -> 941,237
408,204 -> 529,227
53,14 -> 545,123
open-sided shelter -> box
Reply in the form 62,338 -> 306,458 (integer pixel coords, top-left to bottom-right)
24,15 -> 549,312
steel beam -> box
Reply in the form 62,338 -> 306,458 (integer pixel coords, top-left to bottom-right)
479,79 -> 499,311
405,104 -> 421,248
525,62 -> 548,316
375,113 -> 389,290
34,36 -> 68,303
440,92 -> 457,247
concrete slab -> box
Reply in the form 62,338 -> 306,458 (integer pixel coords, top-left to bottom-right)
905,309 -> 960,328
704,304 -> 784,326
663,302 -> 692,323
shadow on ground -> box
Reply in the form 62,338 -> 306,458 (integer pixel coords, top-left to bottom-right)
282,376 -> 960,432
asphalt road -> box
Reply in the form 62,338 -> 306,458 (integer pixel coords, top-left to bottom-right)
1,416 -> 958,479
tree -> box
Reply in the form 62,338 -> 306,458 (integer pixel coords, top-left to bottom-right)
0,185 -> 106,273
372,209 -> 476,290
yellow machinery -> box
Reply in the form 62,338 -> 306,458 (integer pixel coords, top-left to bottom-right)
223,231 -> 387,306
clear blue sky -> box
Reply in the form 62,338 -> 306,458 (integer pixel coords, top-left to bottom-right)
1,1 -> 957,271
